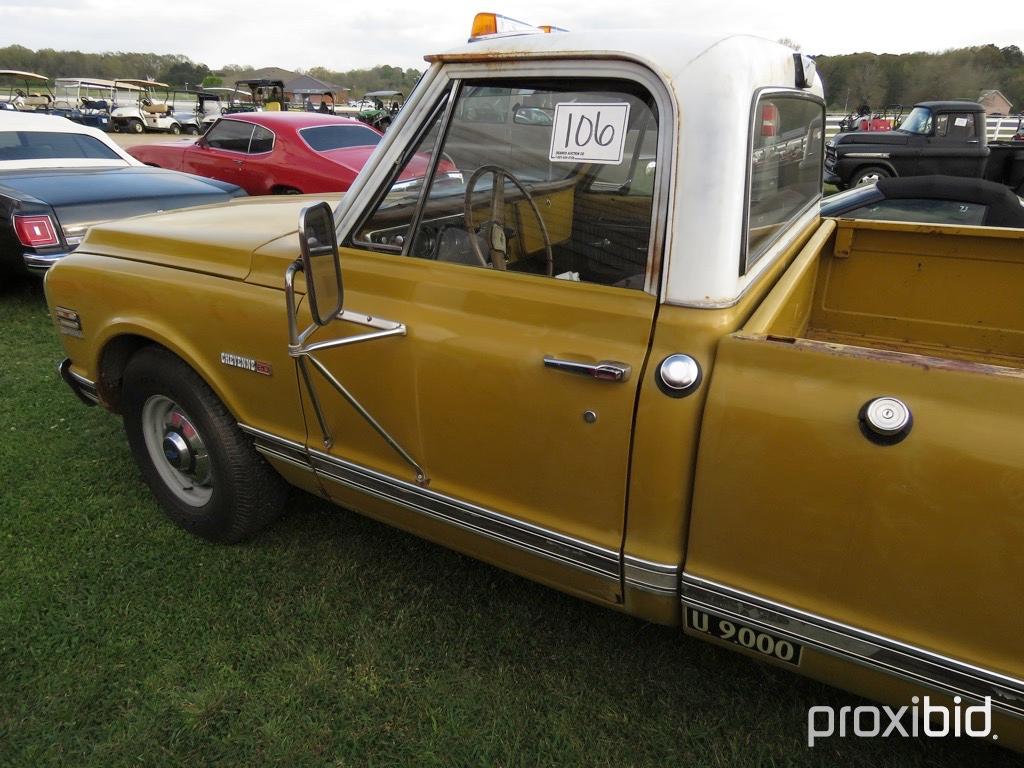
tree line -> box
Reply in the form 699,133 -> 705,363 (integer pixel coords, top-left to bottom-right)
0,45 -> 422,96
816,44 -> 1024,114
4,42 -> 1021,110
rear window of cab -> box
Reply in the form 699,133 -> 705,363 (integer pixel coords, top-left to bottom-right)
744,92 -> 825,273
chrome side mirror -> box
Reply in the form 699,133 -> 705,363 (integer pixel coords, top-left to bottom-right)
298,201 -> 343,326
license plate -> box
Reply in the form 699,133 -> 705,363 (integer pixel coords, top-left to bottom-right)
685,606 -> 802,666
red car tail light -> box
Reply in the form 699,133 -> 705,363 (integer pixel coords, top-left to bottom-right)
14,214 -> 60,248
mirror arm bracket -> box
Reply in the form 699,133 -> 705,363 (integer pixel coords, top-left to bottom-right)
284,260 -> 427,485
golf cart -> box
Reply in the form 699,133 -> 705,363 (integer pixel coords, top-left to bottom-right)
201,87 -> 253,118
230,79 -> 287,113
0,70 -> 54,112
111,79 -> 182,134
50,77 -> 116,132
357,89 -> 404,130
292,88 -> 349,115
168,89 -> 223,135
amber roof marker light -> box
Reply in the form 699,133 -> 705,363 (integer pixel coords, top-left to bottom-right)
469,12 -> 568,42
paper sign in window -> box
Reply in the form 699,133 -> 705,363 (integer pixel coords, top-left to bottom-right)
549,103 -> 631,164
954,117 -> 968,127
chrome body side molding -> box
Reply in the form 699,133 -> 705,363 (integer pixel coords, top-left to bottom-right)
308,448 -> 621,580
240,423 -> 622,583
681,574 -> 1024,718
241,424 -> 311,472
624,555 -> 680,595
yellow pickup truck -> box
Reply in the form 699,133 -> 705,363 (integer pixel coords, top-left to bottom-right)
43,18 -> 1024,749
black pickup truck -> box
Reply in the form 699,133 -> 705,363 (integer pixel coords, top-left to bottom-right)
825,100 -> 1024,190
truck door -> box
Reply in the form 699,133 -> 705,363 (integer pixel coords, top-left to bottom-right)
293,70 -> 670,603
919,111 -> 988,177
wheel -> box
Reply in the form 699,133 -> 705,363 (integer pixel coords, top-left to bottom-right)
129,119 -> 144,134
121,346 -> 287,543
169,123 -> 181,135
185,125 -> 199,135
463,164 -> 553,275
851,166 -> 891,187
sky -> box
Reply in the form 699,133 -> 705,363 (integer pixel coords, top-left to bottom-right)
1,0 -> 1021,72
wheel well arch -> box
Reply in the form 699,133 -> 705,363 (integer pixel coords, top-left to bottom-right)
849,161 -> 898,181
97,334 -> 224,417
97,334 -> 156,412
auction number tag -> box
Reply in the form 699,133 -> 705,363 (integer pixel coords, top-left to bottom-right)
549,102 -> 631,164
685,607 -> 802,666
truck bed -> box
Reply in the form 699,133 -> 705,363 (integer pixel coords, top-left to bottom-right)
689,215 -> 1024,689
747,217 -> 1024,370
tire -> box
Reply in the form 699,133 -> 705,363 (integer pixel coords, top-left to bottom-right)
121,346 -> 287,543
185,125 -> 199,135
851,166 -> 891,187
272,186 -> 301,195
129,119 -> 144,134
169,123 -> 181,135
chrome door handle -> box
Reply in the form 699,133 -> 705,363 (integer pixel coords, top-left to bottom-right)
543,356 -> 631,382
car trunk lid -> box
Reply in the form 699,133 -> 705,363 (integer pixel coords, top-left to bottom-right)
0,166 -> 242,249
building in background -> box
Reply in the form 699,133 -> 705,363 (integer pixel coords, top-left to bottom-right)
979,89 -> 1013,116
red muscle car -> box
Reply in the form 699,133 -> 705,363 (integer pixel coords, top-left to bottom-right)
126,112 -> 440,195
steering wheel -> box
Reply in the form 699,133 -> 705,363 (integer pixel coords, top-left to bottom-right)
463,164 -> 553,276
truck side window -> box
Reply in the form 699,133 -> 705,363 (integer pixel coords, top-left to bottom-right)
352,78 -> 660,292
351,94 -> 452,254
744,93 -> 824,273
946,113 -> 976,140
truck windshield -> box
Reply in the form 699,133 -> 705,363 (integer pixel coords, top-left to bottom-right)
898,107 -> 933,135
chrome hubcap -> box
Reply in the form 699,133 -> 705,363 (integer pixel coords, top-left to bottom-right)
141,395 -> 212,506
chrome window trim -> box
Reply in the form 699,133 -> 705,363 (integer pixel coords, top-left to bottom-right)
246,123 -> 276,155
201,119 -> 268,155
681,574 -> 1024,718
740,87 -> 825,277
239,424 -> 621,582
344,59 -> 674,299
348,88 -> 455,252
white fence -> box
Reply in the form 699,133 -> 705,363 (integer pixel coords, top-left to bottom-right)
824,114 -> 1021,141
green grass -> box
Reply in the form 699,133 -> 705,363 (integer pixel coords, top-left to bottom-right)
0,277 -> 1016,767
